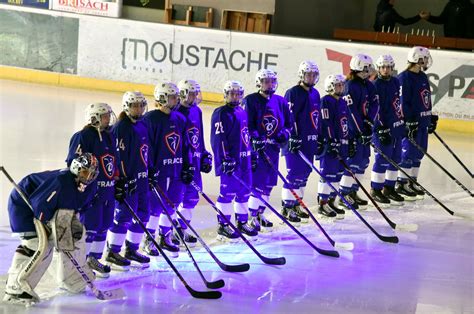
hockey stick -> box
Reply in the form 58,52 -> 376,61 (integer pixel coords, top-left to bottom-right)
150,187 -> 225,289
337,156 -> 418,232
190,181 -> 286,265
433,131 -> 474,178
231,173 -> 340,257
0,166 -> 125,301
260,151 -> 354,250
121,199 -> 221,299
150,185 -> 249,273
369,143 -> 461,217
407,137 -> 473,197
297,152 -> 399,244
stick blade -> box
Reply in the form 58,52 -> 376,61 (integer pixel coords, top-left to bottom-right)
334,242 -> 354,251
206,279 -> 225,290
261,256 -> 286,265
95,288 -> 126,300
188,288 -> 222,299
395,223 -> 419,232
220,263 -> 250,272
380,235 -> 399,243
317,248 -> 340,258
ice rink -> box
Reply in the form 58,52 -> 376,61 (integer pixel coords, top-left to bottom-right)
0,79 -> 473,313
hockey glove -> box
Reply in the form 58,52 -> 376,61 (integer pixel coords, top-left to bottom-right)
200,151 -> 213,173
148,169 -> 159,190
406,120 -> 419,139
288,137 -> 302,153
251,137 -> 266,152
348,139 -> 357,158
222,158 -> 236,175
251,152 -> 259,171
376,126 -> 392,146
181,164 -> 196,184
327,139 -> 341,157
275,129 -> 290,144
316,138 -> 326,157
114,177 -> 128,202
428,115 -> 438,134
358,120 -> 373,145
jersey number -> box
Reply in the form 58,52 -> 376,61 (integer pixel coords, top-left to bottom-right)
343,95 -> 353,105
214,122 -> 224,134
119,139 -> 126,151
321,108 -> 329,119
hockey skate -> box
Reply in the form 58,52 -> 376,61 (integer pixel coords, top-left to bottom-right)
370,188 -> 391,208
237,220 -> 258,240
350,191 -> 368,210
216,223 -> 239,243
159,232 -> 180,258
318,200 -> 337,219
125,244 -> 150,268
383,185 -> 404,206
395,181 -> 417,201
281,203 -> 301,226
141,236 -> 160,257
409,180 -> 425,200
337,193 -> 359,211
174,227 -> 197,248
105,250 -> 131,271
3,291 -> 38,306
250,212 -> 273,233
87,255 -> 111,278
328,198 -> 345,219
293,205 -> 309,223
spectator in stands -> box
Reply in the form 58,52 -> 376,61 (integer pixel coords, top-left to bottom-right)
425,0 -> 473,39
374,0 -> 429,32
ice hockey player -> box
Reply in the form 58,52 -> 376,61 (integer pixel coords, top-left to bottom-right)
66,103 -> 120,278
143,82 -> 193,258
317,74 -> 351,219
210,80 -> 251,241
370,55 -> 409,206
339,54 -> 380,210
106,91 -> 151,269
4,153 -> 99,305
396,46 -> 437,200
281,60 -> 322,224
175,79 -> 213,247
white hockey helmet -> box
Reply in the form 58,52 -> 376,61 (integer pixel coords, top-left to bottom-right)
70,153 -> 99,186
154,82 -> 180,109
407,46 -> 432,70
298,60 -> 320,86
85,102 -> 116,128
350,54 -> 374,72
177,79 -> 202,106
223,80 -> 244,106
255,69 -> 278,95
375,54 -> 395,69
324,74 -> 346,95
122,91 -> 147,120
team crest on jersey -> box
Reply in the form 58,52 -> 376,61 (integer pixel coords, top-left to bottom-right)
262,114 -> 278,136
340,117 -> 349,138
187,127 -> 200,150
420,89 -> 431,109
310,110 -> 319,130
241,126 -> 250,146
165,132 -> 181,155
140,144 -> 149,166
101,154 -> 115,179
392,97 -> 403,119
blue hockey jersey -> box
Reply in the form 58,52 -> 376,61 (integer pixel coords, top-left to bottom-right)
178,104 -> 207,172
210,104 -> 251,176
398,70 -> 432,128
374,76 -> 405,138
8,169 -> 97,236
320,95 -> 350,157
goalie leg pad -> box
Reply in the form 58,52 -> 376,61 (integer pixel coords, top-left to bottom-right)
49,209 -> 84,252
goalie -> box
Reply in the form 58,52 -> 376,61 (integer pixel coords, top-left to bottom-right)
3,153 -> 99,305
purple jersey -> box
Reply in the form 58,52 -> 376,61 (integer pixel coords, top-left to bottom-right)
283,85 -> 321,155
210,104 -> 251,176
243,92 -> 292,145
144,109 -> 191,177
343,78 -> 380,137
398,70 -> 432,128
374,76 -> 405,138
320,95 -> 350,158
8,169 -> 96,236
66,126 -> 120,188
111,115 -> 149,179
178,104 -> 207,172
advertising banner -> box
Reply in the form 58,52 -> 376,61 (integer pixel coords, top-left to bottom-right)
51,0 -> 122,17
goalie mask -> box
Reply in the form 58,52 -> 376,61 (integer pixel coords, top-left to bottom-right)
85,102 -> 116,130
350,54 -> 374,80
255,69 -> 278,96
324,74 -> 346,96
298,60 -> 320,87
154,82 -> 180,112
70,153 -> 99,189
178,79 -> 202,107
122,91 -> 147,121
407,46 -> 432,71
223,80 -> 244,107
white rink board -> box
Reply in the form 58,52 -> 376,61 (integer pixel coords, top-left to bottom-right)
77,18 -> 474,121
